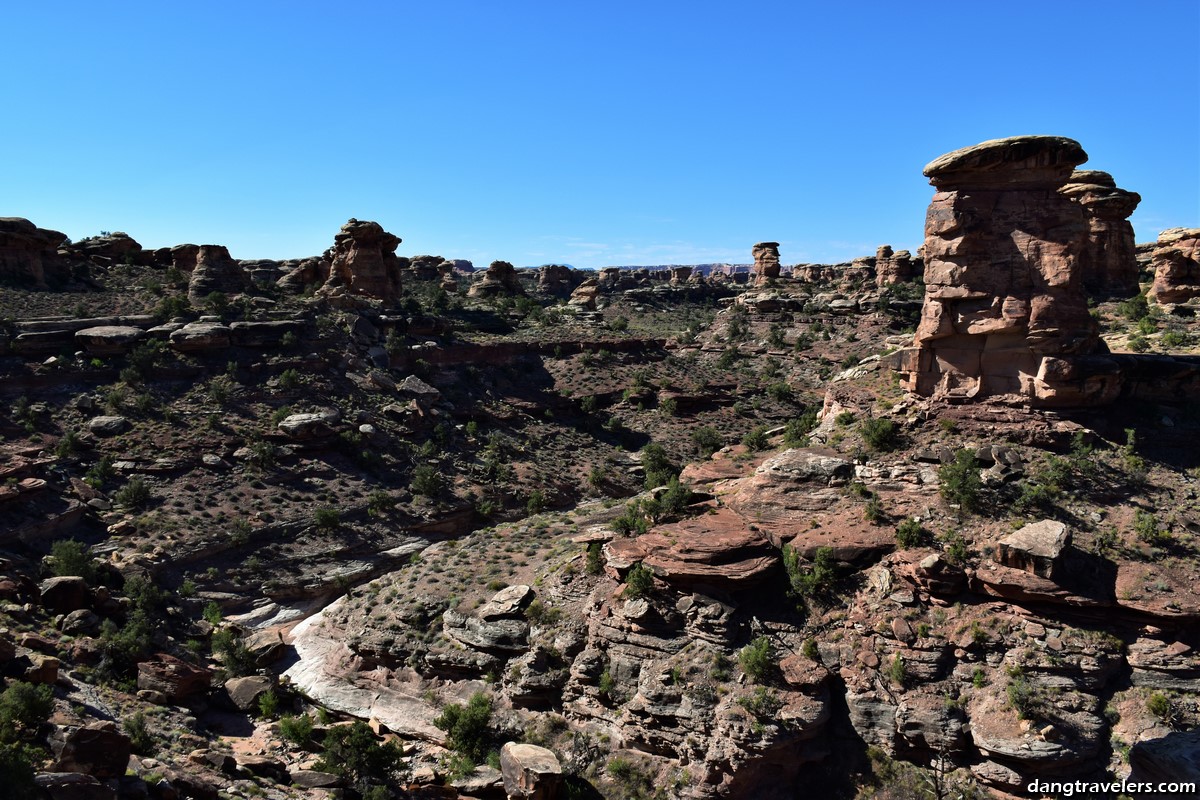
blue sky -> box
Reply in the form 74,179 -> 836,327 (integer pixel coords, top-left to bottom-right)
4,1 -> 1197,269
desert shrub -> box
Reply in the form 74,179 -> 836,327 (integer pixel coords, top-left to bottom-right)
895,518 -> 929,548
317,721 -> 406,794
0,682 -> 53,741
1118,293 -> 1149,321
526,489 -> 547,515
278,368 -> 300,390
123,711 -> 155,754
411,464 -> 443,497
622,563 -> 655,598
433,692 -> 493,763
784,545 -> 838,603
741,425 -> 770,451
860,417 -> 900,452
524,599 -> 562,626
585,542 -> 604,575
46,539 -> 96,583
279,714 -> 315,747
783,409 -> 819,446
114,477 -> 152,510
691,426 -> 723,457
863,496 -> 885,524
887,654 -> 907,687
938,449 -> 981,513
1005,670 -> 1046,720
211,628 -> 257,677
1146,692 -> 1179,726
1134,510 -> 1172,547
313,507 -> 340,529
0,743 -> 39,800
738,636 -> 774,683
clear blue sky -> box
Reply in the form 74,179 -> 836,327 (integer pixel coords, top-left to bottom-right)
4,1 -> 1197,269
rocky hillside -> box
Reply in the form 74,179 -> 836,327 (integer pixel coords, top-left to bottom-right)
1,136 -> 1199,800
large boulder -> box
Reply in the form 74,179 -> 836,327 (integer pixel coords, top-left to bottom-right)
74,326 -> 146,356
995,520 -> 1070,579
40,576 -> 91,613
499,742 -> 563,800
49,722 -> 132,779
137,654 -> 213,702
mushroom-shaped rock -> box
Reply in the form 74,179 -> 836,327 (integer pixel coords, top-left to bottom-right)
320,219 -> 404,301
187,245 -> 248,304
752,242 -> 781,286
499,742 -> 563,800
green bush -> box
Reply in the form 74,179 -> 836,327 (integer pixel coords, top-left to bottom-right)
211,628 -> 257,677
887,654 -> 907,687
741,426 -> 770,451
123,711 -> 155,754
279,714 -> 315,747
783,409 -> 819,447
784,545 -> 838,602
0,682 -> 53,742
895,518 -> 929,548
313,507 -> 340,529
860,417 -> 900,452
938,449 -> 981,513
0,743 -> 40,800
317,721 -> 405,794
622,563 -> 655,598
691,426 -> 723,457
432,692 -> 493,762
738,636 -> 774,683
46,539 -> 96,584
411,464 -> 443,498
258,688 -> 280,718
278,368 -> 301,390
585,542 -> 604,575
114,477 -> 152,510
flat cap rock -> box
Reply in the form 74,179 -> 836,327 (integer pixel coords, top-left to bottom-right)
924,135 -> 1088,189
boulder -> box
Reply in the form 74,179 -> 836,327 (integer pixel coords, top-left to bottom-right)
34,772 -> 116,800
277,411 -> 337,439
87,416 -> 129,437
568,278 -> 599,309
224,675 -> 273,711
169,321 -> 231,352
1130,728 -> 1200,787
40,575 -> 90,613
137,654 -> 213,702
74,326 -> 146,356
49,721 -> 132,779
875,245 -> 920,287
995,520 -> 1070,579
499,741 -> 563,800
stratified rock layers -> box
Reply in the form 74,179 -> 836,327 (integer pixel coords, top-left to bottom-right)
898,136 -> 1123,407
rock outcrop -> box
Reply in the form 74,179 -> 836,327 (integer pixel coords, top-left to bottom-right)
320,219 -> 404,302
896,135 -> 1122,407
468,260 -> 525,298
1058,170 -> 1141,297
187,245 -> 248,304
537,264 -> 574,297
875,245 -> 919,287
1147,228 -> 1200,305
0,217 -> 71,288
751,242 -> 781,286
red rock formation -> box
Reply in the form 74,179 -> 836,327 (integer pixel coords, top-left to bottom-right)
320,218 -> 404,301
1059,170 -> 1141,297
875,245 -> 919,287
0,217 -> 70,288
897,136 -> 1121,407
468,260 -> 524,298
187,245 -> 248,304
751,242 -> 781,286
537,264 -> 574,296
1147,228 -> 1200,305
